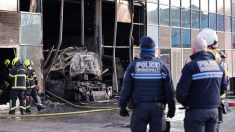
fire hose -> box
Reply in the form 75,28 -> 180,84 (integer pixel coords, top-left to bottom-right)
0,90 -> 120,119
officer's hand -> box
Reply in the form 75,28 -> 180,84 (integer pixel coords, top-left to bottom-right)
167,109 -> 175,118
120,108 -> 129,117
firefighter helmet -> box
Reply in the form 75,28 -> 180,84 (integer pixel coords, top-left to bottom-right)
12,57 -> 20,66
197,28 -> 218,47
4,59 -> 11,66
24,59 -> 33,67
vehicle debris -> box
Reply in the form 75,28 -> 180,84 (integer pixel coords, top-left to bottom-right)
46,47 -> 112,103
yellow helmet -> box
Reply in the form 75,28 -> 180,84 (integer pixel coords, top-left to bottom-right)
24,59 -> 33,67
4,59 -> 11,66
12,57 -> 20,66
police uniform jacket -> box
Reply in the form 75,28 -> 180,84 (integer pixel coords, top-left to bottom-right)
119,52 -> 175,112
176,51 -> 228,109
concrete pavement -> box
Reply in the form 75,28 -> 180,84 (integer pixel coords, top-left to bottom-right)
0,105 -> 235,132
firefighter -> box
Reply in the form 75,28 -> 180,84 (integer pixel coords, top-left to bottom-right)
0,59 -> 11,104
24,59 -> 43,113
119,36 -> 175,132
197,28 -> 228,131
176,38 -> 228,132
0,59 -> 12,104
9,58 -> 27,115
3,59 -> 11,72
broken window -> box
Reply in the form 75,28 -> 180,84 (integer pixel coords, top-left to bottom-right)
20,0 -> 42,13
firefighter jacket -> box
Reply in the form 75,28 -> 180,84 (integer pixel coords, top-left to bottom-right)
176,51 -> 228,109
9,64 -> 27,90
208,48 -> 222,63
208,47 -> 229,89
119,52 -> 175,112
26,69 -> 38,89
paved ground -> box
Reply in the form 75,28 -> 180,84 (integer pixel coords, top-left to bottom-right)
0,104 -> 234,132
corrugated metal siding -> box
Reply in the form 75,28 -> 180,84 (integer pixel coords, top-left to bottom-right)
0,12 -> 20,45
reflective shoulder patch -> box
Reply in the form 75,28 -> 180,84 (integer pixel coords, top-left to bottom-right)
197,60 -> 220,72
135,61 -> 160,73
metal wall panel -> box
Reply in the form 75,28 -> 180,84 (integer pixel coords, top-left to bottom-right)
0,12 -> 20,45
183,49 -> 191,65
225,33 -> 232,49
159,26 -> 171,48
171,49 -> 182,87
191,29 -> 200,43
20,12 -> 42,46
20,46 -> 44,92
160,49 -> 171,70
217,32 -> 225,49
225,50 -> 233,78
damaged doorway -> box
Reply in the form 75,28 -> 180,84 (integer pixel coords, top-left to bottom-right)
102,1 -> 145,92
43,0 -> 103,103
0,48 -> 16,104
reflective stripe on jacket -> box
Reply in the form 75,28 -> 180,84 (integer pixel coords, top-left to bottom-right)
26,69 -> 37,88
9,66 -> 27,90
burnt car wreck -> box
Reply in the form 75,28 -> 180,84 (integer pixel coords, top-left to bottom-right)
45,47 -> 111,102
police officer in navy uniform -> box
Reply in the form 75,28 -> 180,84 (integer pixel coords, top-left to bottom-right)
9,58 -> 28,115
119,36 -> 176,132
197,28 -> 228,132
176,38 -> 228,132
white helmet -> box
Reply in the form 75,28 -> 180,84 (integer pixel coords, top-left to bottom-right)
197,28 -> 218,47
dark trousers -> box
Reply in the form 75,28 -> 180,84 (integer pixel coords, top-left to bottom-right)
184,108 -> 218,132
26,87 -> 41,109
9,89 -> 25,110
130,102 -> 165,132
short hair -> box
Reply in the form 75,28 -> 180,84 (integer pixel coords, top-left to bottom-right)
192,38 -> 208,52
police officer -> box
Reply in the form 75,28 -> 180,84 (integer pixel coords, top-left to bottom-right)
197,28 -> 228,131
119,36 -> 176,132
176,38 -> 228,132
24,59 -> 43,113
9,58 -> 27,115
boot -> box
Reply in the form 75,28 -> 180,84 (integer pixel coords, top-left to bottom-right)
9,100 -> 16,115
25,108 -> 31,114
9,110 -> 15,115
37,104 -> 44,111
20,109 -> 25,115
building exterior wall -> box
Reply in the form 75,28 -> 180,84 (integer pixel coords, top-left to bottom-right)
145,0 -> 235,85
